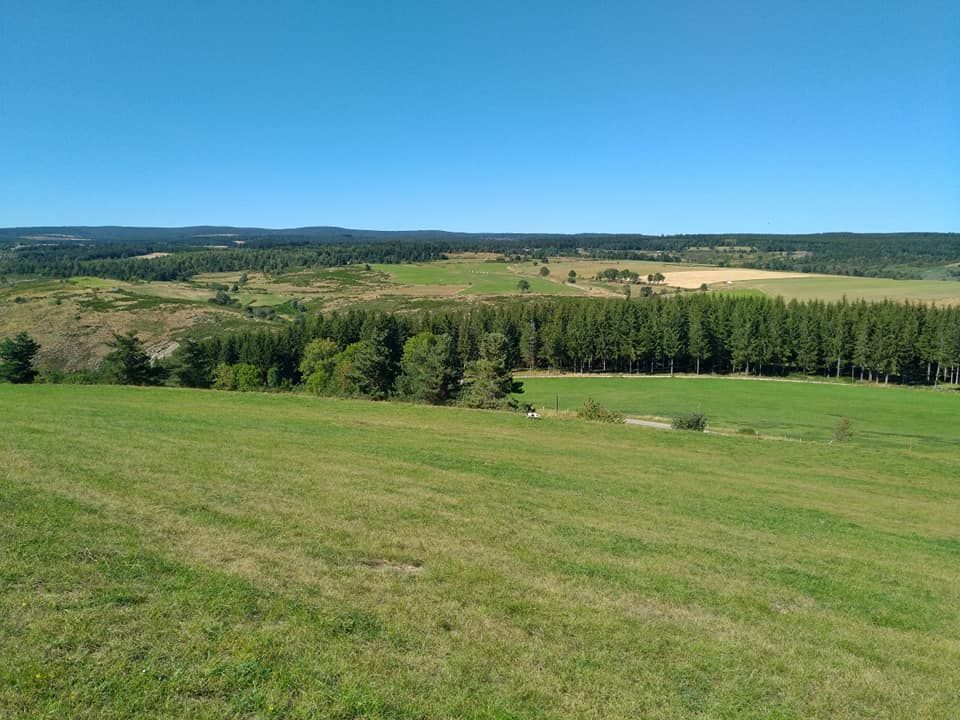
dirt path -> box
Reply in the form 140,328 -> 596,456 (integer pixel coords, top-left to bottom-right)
624,418 -> 672,430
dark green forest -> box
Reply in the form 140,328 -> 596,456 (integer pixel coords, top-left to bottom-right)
2,227 -> 958,280
168,295 -> 960,402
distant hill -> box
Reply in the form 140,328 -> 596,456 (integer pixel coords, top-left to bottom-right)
1,225 -> 957,247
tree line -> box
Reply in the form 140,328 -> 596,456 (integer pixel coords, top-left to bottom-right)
178,294 -> 960,393
0,242 -> 448,281
7,294 -> 960,398
4,230 -> 958,281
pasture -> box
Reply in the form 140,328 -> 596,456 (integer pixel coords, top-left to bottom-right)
518,375 -> 960,451
2,384 -> 960,718
720,274 -> 960,306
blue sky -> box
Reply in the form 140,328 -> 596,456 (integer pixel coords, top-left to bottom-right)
1,1 -> 957,232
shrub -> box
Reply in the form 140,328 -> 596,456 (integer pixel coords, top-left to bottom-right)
737,427 -> 757,436
234,363 -> 262,392
672,413 -> 707,431
831,417 -> 854,443
577,398 -> 625,423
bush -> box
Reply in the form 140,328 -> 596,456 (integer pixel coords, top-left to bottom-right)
672,413 -> 707,431
831,417 -> 854,443
737,427 -> 757,436
577,398 -> 625,423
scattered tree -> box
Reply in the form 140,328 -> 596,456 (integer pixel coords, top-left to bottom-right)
0,331 -> 40,384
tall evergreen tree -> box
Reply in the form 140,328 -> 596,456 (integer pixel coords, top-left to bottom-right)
460,333 -> 523,409
105,332 -> 164,386
396,332 -> 462,404
0,332 -> 40,384
173,339 -> 212,388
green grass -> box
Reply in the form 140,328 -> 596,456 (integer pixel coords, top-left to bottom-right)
518,375 -> 960,451
2,384 -> 960,718
372,259 -> 578,295
724,275 -> 960,305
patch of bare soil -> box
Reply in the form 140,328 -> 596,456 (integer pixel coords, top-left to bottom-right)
358,558 -> 424,573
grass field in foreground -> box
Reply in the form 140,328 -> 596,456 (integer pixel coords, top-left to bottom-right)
3,385 -> 960,719
518,375 -> 960,450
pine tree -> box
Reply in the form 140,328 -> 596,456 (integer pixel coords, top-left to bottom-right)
173,339 -> 212,388
0,332 -> 40,384
396,332 -> 462,404
105,332 -> 164,385
460,333 -> 523,409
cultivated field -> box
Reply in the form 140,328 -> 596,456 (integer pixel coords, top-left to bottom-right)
662,268 -> 812,288
720,275 -> 960,305
2,385 -> 960,718
519,375 -> 960,451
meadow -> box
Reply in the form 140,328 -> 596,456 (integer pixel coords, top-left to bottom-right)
721,275 -> 960,306
518,375 -> 960,451
2,384 -> 960,718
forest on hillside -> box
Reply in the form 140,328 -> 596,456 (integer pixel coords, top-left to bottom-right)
2,229 -> 958,280
150,295 -> 960,403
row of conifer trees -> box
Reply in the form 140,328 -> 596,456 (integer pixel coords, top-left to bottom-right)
186,294 -> 960,391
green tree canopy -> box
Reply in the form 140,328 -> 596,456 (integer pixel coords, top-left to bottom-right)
396,332 -> 462,404
460,332 -> 523,409
173,339 -> 212,388
0,332 -> 40,384
104,332 -> 164,386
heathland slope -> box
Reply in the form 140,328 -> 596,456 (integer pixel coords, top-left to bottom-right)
2,385 -> 959,718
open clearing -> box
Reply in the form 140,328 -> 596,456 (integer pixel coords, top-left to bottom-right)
518,374 -> 960,451
662,268 -> 814,288
2,384 -> 960,718
721,275 -> 960,305
371,257 -> 580,296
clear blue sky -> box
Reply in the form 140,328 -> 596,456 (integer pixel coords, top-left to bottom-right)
1,1 -> 957,232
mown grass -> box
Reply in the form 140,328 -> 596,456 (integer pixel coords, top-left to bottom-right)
724,275 -> 960,305
372,260 -> 577,296
518,375 -> 960,451
2,384 -> 959,718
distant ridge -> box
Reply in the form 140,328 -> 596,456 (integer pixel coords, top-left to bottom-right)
0,225 -> 956,245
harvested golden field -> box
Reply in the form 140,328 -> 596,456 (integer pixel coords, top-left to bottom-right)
662,268 -> 814,288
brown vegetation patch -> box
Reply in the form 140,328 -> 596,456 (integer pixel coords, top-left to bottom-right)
359,558 -> 424,573
663,268 -> 815,289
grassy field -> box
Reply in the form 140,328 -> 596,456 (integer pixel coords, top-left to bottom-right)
518,375 -> 960,451
371,258 -> 578,296
3,384 -> 960,718
721,275 -> 960,305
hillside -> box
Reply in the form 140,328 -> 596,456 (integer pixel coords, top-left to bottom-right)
2,385 -> 959,718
